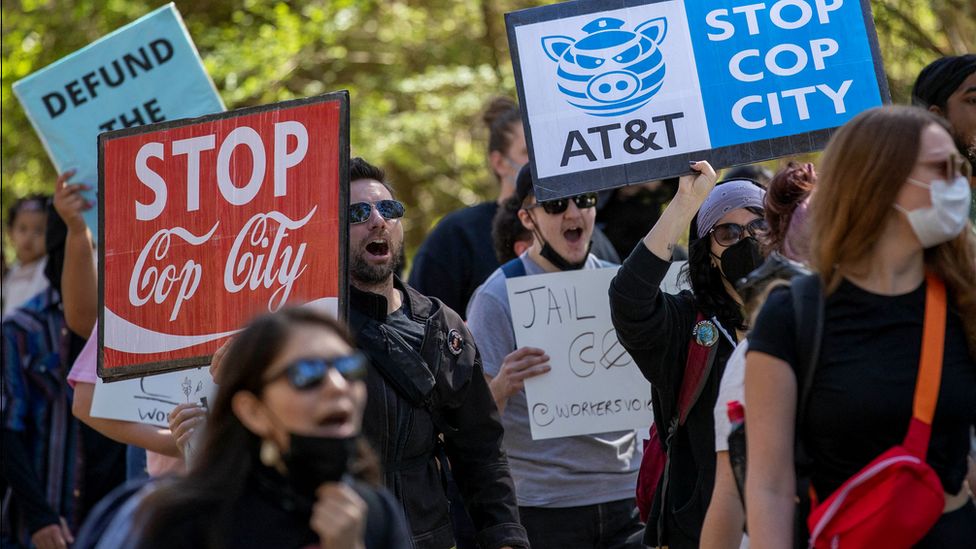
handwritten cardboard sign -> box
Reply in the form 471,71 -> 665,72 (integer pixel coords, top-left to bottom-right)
91,368 -> 216,427
13,3 -> 224,240
506,0 -> 888,200
98,93 -> 349,380
505,263 -> 686,440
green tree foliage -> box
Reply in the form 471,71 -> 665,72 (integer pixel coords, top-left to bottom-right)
873,0 -> 975,101
2,0 -> 971,262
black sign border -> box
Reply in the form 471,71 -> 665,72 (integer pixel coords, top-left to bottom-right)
97,91 -> 351,382
506,0 -> 890,201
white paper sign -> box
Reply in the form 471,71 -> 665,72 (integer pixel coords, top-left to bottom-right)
505,263 -> 686,440
91,367 -> 216,427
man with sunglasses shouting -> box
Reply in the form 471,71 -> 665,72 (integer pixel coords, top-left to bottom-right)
466,165 -> 644,549
345,157 -> 528,549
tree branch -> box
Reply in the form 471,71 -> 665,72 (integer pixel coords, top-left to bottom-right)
879,2 -> 947,57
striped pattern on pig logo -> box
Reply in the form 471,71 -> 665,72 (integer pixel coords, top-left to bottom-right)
542,17 -> 669,118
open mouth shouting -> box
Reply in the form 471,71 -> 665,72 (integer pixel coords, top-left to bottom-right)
563,227 -> 584,244
364,238 -> 391,261
313,403 -> 358,438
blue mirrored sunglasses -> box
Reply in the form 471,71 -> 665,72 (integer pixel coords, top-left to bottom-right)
349,200 -> 405,224
267,353 -> 368,390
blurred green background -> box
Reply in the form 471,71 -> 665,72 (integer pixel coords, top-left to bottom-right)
3,0 -> 974,266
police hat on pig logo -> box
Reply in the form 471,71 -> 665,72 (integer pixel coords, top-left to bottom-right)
542,17 -> 668,117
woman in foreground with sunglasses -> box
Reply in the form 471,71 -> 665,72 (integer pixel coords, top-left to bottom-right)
132,308 -> 409,549
610,161 -> 768,549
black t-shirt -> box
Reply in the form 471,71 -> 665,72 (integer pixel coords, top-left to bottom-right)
749,278 -> 976,499
387,297 -> 426,353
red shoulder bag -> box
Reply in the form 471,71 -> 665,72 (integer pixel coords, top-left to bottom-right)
806,272 -> 947,548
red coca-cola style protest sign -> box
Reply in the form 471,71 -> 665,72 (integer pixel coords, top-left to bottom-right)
98,92 -> 349,380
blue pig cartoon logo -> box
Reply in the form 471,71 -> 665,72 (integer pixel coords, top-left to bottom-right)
542,16 -> 668,117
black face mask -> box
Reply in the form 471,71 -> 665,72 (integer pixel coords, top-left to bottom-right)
282,434 -> 356,499
714,237 -> 764,286
539,239 -> 591,271
526,210 -> 591,271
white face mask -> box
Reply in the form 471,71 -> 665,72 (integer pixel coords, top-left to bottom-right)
894,175 -> 972,248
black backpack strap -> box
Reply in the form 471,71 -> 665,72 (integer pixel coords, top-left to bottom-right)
790,273 -> 824,545
791,274 -> 823,435
72,477 -> 158,549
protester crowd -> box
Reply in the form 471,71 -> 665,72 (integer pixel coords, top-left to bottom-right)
2,49 -> 975,549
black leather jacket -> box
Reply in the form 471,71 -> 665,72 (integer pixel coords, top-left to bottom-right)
349,277 -> 528,549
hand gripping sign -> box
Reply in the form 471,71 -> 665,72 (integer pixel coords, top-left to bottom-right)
98,93 -> 349,381
13,4 -> 224,241
506,0 -> 889,201
505,264 -> 686,440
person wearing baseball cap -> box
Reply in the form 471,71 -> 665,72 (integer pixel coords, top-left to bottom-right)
467,164 -> 643,549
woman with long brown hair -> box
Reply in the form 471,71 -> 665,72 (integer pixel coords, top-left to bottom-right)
745,105 -> 976,547
132,308 -> 409,549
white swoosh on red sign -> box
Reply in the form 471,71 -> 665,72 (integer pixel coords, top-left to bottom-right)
103,297 -> 338,354
103,307 -> 241,354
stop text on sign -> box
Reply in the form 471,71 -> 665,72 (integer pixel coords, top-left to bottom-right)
706,0 -> 852,130
135,122 -> 308,219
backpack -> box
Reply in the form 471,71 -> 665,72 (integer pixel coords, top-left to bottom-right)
791,273 -> 824,546
791,273 -> 947,548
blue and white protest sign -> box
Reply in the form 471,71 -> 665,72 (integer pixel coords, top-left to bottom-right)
506,0 -> 889,200
13,3 -> 224,240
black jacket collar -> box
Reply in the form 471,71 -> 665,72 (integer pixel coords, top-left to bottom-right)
349,276 -> 434,322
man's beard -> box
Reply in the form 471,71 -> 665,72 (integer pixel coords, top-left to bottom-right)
350,240 -> 402,286
953,130 -> 976,173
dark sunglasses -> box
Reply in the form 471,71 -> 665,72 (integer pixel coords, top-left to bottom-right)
349,200 -> 405,224
266,353 -> 368,390
526,193 -> 599,215
710,218 -> 769,247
